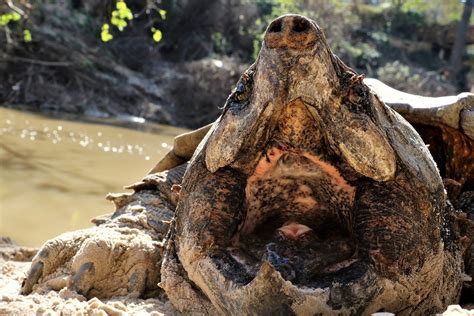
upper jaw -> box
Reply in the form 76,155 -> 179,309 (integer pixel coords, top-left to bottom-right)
263,14 -> 322,51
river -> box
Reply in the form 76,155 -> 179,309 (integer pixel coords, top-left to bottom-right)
0,108 -> 188,247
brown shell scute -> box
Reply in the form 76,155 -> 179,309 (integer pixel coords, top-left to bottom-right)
365,78 -> 474,191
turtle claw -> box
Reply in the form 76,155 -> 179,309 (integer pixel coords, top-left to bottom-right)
127,269 -> 147,298
72,262 -> 95,297
21,261 -> 44,295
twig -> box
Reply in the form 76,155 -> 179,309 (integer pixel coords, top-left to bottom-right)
74,71 -> 101,86
6,0 -> 25,15
4,26 -> 13,46
0,56 -> 71,67
24,66 -> 33,102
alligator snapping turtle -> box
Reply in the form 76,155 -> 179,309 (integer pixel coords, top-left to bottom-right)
21,14 -> 473,314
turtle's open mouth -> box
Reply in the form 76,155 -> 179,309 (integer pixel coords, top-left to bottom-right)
224,99 -> 360,286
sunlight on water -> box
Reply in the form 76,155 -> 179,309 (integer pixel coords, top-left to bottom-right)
0,108 -> 188,247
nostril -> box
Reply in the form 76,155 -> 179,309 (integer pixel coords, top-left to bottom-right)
268,19 -> 282,33
292,17 -> 310,33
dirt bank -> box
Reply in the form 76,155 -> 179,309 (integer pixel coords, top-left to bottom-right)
0,1 -> 248,129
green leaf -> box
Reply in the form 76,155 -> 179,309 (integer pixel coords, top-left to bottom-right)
101,31 -> 113,42
117,19 -> 127,31
101,24 -> 113,42
0,14 -> 12,26
11,12 -> 21,21
119,9 -> 128,19
159,9 -> 166,20
23,29 -> 32,42
111,16 -> 120,26
116,1 -> 126,10
152,29 -> 162,42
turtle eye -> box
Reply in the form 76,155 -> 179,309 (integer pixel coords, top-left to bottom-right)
236,82 -> 245,94
224,70 -> 255,113
226,99 -> 250,114
344,83 -> 372,116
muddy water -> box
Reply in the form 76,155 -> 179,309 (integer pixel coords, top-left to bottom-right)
0,108 -> 188,247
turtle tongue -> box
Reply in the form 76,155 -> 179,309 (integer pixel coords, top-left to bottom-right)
278,222 -> 312,239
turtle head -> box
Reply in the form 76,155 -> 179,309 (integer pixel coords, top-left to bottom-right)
205,15 -> 395,182
204,15 -> 340,173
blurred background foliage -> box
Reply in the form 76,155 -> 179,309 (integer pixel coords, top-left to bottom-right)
0,0 -> 473,128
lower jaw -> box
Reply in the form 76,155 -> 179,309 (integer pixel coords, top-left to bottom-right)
227,216 -> 358,287
185,242 -> 378,314
173,225 -> 452,314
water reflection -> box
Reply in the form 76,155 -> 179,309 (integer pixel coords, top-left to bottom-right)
0,108 -> 188,247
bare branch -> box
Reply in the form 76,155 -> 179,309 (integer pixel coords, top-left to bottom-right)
6,0 -> 25,15
0,56 -> 71,67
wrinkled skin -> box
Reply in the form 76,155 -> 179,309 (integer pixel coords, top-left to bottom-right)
21,15 -> 471,315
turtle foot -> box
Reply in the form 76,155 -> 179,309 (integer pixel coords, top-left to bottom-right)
21,225 -> 162,298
